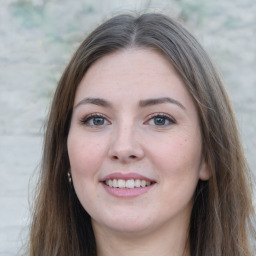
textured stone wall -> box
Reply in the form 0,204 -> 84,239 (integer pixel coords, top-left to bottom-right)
0,0 -> 255,254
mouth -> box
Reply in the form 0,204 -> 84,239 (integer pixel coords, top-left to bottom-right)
100,173 -> 156,198
104,179 -> 154,189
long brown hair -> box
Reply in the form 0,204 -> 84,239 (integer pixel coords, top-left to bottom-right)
28,13 -> 255,255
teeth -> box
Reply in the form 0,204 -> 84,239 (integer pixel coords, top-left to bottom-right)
126,179 -> 134,188
105,179 -> 152,189
135,179 -> 141,187
118,179 -> 125,188
113,179 -> 118,188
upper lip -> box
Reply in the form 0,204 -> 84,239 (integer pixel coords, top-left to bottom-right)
100,172 -> 155,182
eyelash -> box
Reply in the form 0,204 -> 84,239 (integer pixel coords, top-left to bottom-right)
80,113 -> 176,128
145,113 -> 176,127
80,113 -> 111,127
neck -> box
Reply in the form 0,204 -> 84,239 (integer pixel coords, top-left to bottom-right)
93,218 -> 190,256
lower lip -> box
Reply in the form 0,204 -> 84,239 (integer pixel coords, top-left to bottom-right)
102,183 -> 155,198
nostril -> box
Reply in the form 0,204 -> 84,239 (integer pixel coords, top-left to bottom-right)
111,155 -> 137,160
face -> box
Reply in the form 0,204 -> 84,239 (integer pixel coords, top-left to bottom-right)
67,49 -> 210,237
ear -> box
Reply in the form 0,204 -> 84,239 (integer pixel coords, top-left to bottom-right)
199,160 -> 211,181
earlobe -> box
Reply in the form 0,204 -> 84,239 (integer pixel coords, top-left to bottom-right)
199,161 -> 211,181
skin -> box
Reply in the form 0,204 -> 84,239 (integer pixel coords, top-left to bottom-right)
67,48 -> 210,256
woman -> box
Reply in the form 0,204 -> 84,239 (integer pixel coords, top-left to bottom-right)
28,13 -> 255,255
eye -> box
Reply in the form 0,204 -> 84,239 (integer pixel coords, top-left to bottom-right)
145,113 -> 176,127
80,114 -> 111,127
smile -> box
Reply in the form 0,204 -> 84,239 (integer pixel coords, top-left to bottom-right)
104,179 -> 153,189
101,172 -> 156,197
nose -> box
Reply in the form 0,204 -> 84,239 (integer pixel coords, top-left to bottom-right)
108,123 -> 144,163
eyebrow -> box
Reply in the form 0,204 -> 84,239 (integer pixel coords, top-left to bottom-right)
74,97 -> 185,111
139,97 -> 186,110
74,97 -> 113,109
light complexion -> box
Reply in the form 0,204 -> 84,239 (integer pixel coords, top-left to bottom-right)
67,48 -> 210,256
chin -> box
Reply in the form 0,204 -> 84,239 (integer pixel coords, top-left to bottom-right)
92,211 -> 155,235
105,221 -> 152,235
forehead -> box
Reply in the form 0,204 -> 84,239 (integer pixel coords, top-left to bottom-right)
82,48 -> 179,83
74,48 -> 194,110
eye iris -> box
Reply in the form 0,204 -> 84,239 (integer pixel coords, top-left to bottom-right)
93,117 -> 104,125
154,117 -> 166,125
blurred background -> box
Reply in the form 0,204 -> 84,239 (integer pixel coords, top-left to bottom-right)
0,0 -> 255,255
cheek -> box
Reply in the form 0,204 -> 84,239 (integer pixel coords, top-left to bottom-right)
149,132 -> 202,178
67,132 -> 107,176
153,134 -> 202,210
67,133 -> 106,209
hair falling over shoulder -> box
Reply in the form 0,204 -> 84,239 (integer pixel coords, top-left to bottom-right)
27,12 -> 256,256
